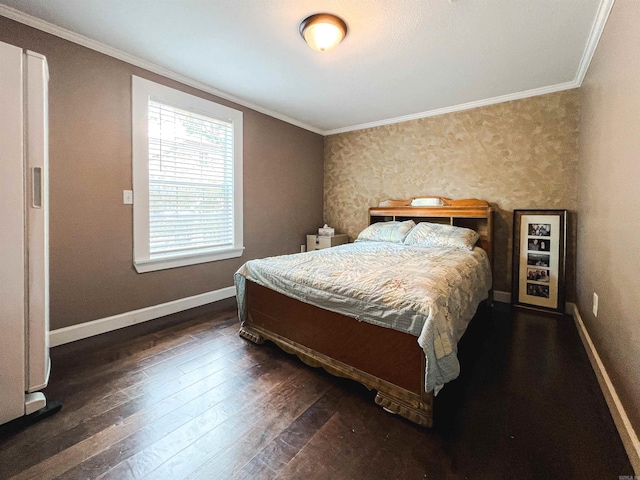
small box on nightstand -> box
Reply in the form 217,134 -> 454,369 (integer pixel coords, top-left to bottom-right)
306,233 -> 348,251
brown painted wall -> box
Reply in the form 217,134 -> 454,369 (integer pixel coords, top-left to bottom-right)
0,16 -> 324,330
324,91 -> 580,297
578,0 -> 640,442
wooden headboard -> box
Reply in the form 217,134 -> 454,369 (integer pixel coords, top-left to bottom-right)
369,196 -> 493,264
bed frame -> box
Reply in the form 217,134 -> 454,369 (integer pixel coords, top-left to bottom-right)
239,196 -> 493,427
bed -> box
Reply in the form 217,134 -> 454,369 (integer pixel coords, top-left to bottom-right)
235,197 -> 493,427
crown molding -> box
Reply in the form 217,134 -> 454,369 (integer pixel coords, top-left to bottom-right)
0,4 -> 324,135
324,81 -> 579,135
320,0 -> 614,136
574,0 -> 615,86
323,0 -> 615,136
0,0 -> 614,137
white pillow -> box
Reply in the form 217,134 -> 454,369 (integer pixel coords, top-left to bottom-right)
355,220 -> 415,244
403,222 -> 479,250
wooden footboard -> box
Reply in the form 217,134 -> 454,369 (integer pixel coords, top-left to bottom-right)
240,281 -> 434,427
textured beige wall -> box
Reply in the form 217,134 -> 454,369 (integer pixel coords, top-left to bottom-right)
0,17 -> 324,330
578,0 -> 640,450
325,90 -> 580,296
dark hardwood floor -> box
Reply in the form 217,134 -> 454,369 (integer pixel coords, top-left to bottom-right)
0,303 -> 633,479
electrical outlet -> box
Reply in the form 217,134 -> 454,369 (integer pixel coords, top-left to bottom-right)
300,245 -> 306,253
593,293 -> 598,317
123,190 -> 133,205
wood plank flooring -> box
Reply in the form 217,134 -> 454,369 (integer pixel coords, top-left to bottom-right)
0,303 -> 633,479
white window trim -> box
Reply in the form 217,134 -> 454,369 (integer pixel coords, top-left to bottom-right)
131,76 -> 243,273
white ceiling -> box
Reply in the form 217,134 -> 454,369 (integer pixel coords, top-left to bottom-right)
0,0 -> 610,134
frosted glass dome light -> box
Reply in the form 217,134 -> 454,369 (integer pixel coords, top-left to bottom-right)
299,13 -> 348,53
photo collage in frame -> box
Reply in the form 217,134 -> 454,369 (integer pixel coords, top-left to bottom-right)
512,210 -> 566,313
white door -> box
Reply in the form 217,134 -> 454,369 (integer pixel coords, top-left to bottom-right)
25,50 -> 50,392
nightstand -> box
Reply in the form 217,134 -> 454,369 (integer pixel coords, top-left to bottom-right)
306,233 -> 348,251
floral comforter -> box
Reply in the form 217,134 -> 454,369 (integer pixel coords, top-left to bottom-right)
234,241 -> 492,393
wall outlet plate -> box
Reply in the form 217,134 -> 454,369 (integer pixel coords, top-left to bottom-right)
593,292 -> 598,317
123,190 -> 133,204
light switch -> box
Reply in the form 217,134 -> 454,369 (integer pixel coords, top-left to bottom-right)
123,190 -> 133,204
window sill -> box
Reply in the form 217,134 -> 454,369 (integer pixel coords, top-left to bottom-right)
134,247 -> 245,273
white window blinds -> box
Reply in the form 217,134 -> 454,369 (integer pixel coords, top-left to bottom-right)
147,100 -> 234,258
132,75 -> 243,273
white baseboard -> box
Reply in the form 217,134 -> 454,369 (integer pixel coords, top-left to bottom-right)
570,304 -> 640,474
49,286 -> 236,347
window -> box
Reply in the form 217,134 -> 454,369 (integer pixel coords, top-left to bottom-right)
132,76 -> 243,273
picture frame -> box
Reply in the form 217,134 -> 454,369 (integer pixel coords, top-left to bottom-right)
512,209 -> 567,314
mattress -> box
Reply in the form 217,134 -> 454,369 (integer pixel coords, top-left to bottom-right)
235,241 -> 492,393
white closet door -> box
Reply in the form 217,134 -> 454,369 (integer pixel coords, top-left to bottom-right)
25,50 -> 50,393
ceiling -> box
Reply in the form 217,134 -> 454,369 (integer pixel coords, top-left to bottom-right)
0,0 -> 611,134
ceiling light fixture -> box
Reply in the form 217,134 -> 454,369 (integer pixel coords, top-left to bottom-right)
299,13 -> 348,53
